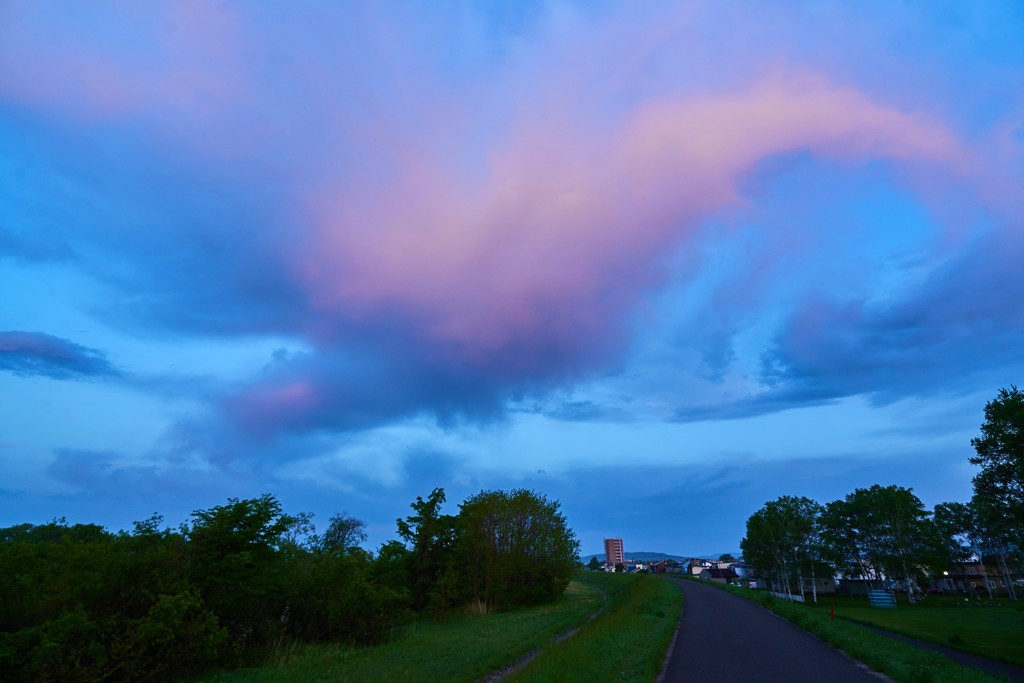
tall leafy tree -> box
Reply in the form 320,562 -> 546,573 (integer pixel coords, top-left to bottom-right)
797,499 -> 829,604
822,485 -> 932,601
456,489 -> 580,611
184,494 -> 299,645
932,501 -> 984,595
395,488 -> 458,611
970,386 -> 1024,559
741,496 -> 824,601
932,497 -> 1020,599
970,494 -> 1019,600
820,495 -> 878,587
319,512 -> 368,555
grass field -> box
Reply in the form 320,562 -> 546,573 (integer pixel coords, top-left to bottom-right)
198,571 -> 637,682
805,594 -> 1024,667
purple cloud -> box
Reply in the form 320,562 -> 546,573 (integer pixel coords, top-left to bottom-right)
0,331 -> 120,380
0,1 -> 1019,453
759,221 -> 1024,407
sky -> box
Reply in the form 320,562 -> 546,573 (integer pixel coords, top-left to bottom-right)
1,1 -> 1022,557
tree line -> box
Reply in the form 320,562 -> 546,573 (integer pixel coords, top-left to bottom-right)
0,487 -> 579,682
741,386 -> 1023,603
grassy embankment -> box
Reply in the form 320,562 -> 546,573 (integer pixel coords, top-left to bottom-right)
505,572 -> 680,682
807,594 -> 1024,668
680,578 -> 1022,683
200,571 -> 679,682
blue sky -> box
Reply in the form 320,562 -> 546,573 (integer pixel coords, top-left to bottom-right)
1,1 -> 1022,556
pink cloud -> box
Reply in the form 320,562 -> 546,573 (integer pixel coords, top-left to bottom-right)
225,380 -> 320,437
296,74 -> 965,373
3,2 -> 1010,440
0,2 -> 246,149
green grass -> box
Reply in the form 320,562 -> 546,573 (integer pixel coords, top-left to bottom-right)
504,573 -> 681,683
805,594 -> 1024,667
679,579 -> 1016,683
198,571 -> 615,682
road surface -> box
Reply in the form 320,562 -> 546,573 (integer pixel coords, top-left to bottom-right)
660,579 -> 883,682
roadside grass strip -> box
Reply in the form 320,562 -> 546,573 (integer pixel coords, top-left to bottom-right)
804,595 -> 1024,668
687,580 -> 1012,683
199,572 -> 609,682
504,574 -> 681,683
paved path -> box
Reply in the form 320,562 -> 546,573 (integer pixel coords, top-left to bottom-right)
660,579 -> 883,682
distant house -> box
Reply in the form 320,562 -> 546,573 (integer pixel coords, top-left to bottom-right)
707,567 -> 739,585
800,576 -> 836,595
938,561 -> 1017,596
685,558 -> 711,573
691,567 -> 712,580
664,559 -> 684,574
730,562 -> 758,588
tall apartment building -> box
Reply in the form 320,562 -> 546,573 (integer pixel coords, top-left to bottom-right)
604,537 -> 625,566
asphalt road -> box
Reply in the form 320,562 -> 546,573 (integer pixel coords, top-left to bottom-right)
660,579 -> 884,682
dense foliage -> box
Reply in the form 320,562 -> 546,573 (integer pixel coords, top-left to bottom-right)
742,485 -> 946,601
740,495 -> 827,600
970,386 -> 1024,557
0,488 -> 578,681
456,489 -> 580,611
742,387 -> 1022,601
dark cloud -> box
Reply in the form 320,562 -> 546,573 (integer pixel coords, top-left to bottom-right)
545,449 -> 974,556
516,398 -> 637,423
673,387 -> 841,423
756,227 -> 1024,409
19,434 -> 976,557
0,226 -> 74,262
47,449 -> 116,490
35,444 -> 480,544
218,347 -> 511,440
0,331 -> 120,380
42,448 -> 317,528
402,449 -> 462,488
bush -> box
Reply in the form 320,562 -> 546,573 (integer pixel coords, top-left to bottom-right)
455,489 -> 580,611
1,488 -> 582,680
111,588 -> 230,681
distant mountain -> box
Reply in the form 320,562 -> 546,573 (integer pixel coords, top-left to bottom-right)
580,551 -> 687,563
580,550 -> 740,564
625,551 -> 689,561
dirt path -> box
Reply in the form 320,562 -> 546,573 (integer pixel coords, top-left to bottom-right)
475,584 -> 609,682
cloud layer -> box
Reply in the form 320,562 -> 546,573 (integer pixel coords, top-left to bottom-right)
0,0 -> 1021,473
0,331 -> 120,380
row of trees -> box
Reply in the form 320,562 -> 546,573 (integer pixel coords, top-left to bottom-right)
741,386 -> 1023,604
0,488 -> 579,681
